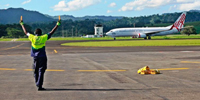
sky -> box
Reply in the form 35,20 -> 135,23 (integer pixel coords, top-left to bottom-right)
0,0 -> 200,17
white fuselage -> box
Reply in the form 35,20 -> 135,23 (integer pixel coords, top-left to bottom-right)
106,27 -> 178,38
106,12 -> 186,39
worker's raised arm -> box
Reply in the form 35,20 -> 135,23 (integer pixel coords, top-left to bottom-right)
19,16 -> 27,35
49,22 -> 60,35
49,16 -> 61,36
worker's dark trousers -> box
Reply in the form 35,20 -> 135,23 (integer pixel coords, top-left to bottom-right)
32,57 -> 47,87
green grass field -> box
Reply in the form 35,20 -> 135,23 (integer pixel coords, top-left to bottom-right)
1,35 -> 200,47
0,38 -> 13,41
1,35 -> 200,41
11,35 -> 200,41
61,39 -> 200,47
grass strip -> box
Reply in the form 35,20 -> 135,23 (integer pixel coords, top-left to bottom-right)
1,35 -> 200,41
61,39 -> 200,47
0,39 -> 13,41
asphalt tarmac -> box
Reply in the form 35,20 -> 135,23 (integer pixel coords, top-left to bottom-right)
0,40 -> 200,100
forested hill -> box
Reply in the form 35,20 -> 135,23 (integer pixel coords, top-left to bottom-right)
0,8 -> 123,24
1,8 -> 200,25
0,8 -> 54,24
1,8 -> 200,38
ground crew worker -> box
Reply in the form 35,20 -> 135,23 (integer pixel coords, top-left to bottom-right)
20,18 -> 61,91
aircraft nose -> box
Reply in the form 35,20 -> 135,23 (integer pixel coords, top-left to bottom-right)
106,32 -> 111,36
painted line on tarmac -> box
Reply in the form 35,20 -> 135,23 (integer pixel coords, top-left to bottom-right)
0,68 -> 16,70
25,69 -> 65,71
181,61 -> 200,63
78,70 -> 127,72
157,68 -> 189,70
180,51 -> 194,53
0,54 -> 28,56
0,43 -> 25,51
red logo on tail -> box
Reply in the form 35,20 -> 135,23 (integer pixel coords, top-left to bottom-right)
173,13 -> 186,31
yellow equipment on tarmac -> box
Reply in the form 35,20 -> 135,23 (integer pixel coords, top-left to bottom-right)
137,66 -> 160,75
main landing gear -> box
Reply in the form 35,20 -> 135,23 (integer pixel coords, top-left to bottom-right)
144,36 -> 151,39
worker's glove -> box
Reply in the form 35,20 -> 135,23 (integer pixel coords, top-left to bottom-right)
57,20 -> 61,26
19,20 -> 24,25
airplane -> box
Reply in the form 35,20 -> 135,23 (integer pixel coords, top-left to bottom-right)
106,12 -> 187,40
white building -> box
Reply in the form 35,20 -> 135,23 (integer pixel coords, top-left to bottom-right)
94,24 -> 103,37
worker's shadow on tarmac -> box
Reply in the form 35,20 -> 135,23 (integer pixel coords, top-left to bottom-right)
45,88 -> 150,91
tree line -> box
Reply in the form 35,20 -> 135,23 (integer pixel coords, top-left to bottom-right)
0,12 -> 199,38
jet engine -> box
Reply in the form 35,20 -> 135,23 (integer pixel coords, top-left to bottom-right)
137,33 -> 146,38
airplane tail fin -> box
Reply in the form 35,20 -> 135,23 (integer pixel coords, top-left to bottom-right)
170,12 -> 187,31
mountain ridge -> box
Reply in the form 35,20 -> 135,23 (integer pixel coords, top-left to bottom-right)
0,8 -> 200,24
0,8 -> 124,24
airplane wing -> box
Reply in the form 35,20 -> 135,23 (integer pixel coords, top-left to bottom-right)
143,26 -> 173,35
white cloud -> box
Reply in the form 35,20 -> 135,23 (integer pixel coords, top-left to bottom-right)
169,5 -> 177,11
22,0 -> 31,5
177,0 -> 194,3
5,4 -> 9,7
107,10 -> 112,13
178,1 -> 200,11
54,1 -> 66,8
109,2 -> 116,7
53,0 -> 101,11
119,0 -> 200,12
119,0 -> 173,11
3,4 -> 10,9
